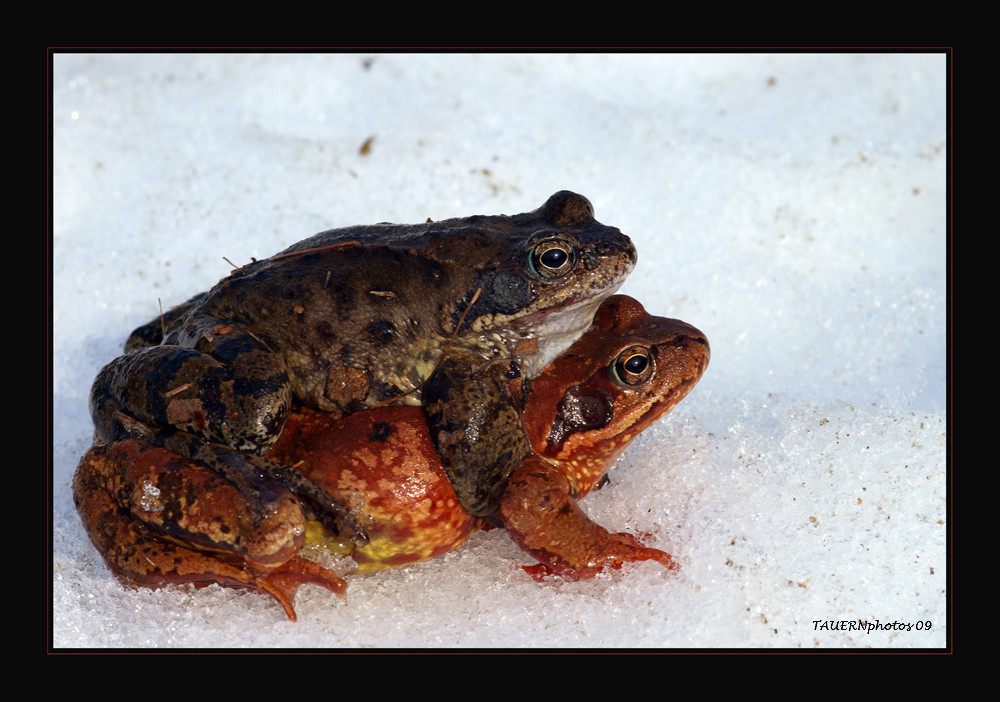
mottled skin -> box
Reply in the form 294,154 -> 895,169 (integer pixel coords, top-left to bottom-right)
502,294 -> 710,576
90,191 -> 636,522
74,296 -> 709,619
73,440 -> 347,621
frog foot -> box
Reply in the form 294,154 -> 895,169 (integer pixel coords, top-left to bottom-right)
164,553 -> 346,622
520,532 -> 676,581
499,457 -> 678,581
73,442 -> 347,622
254,556 -> 347,621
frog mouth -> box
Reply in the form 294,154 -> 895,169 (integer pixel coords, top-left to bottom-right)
512,286 -> 623,378
504,239 -> 635,377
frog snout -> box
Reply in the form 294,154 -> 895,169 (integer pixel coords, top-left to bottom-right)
585,236 -> 637,272
669,327 -> 711,368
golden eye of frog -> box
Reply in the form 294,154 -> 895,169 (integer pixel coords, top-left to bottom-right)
89,191 -> 637,524
74,295 -> 709,619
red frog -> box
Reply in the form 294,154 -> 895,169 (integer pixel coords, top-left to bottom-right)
74,295 -> 709,620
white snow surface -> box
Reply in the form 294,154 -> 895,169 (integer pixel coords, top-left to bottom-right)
52,53 -> 947,649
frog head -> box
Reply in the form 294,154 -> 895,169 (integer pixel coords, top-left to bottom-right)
520,295 -> 710,497
445,191 -> 638,377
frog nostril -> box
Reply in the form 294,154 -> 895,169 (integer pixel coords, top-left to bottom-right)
593,242 -> 614,256
591,239 -> 635,264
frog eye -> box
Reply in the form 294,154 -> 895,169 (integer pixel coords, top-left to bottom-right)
529,239 -> 577,279
612,345 -> 654,385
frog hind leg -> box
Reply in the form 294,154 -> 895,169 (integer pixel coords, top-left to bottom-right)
88,384 -> 370,545
499,457 -> 678,580
91,316 -> 292,455
423,356 -> 532,519
73,442 -> 347,622
122,293 -> 207,351
89,324 -> 369,543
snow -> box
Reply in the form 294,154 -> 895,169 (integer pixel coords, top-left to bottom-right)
51,52 -> 947,649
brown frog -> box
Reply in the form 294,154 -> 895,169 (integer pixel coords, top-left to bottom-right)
90,192 -> 636,527
74,295 -> 710,620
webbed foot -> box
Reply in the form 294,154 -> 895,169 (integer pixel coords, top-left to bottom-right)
499,457 -> 677,580
73,442 -> 347,621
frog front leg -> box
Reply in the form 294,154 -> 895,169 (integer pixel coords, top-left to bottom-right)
499,456 -> 677,579
423,354 -> 532,519
72,440 -> 347,621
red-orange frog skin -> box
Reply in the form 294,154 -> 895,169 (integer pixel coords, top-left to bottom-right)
502,293 -> 709,578
73,295 -> 709,620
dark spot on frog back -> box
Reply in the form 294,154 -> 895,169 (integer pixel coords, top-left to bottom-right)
369,422 -> 396,442
314,319 -> 338,341
367,318 -> 397,342
325,277 -> 357,322
263,267 -> 318,305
